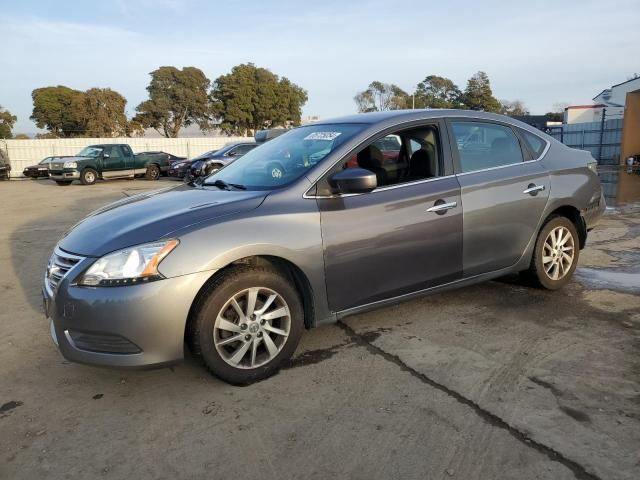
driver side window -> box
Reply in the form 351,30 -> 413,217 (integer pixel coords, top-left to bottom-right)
319,125 -> 442,195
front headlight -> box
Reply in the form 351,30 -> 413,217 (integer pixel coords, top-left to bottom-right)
173,162 -> 185,168
64,161 -> 78,168
78,239 -> 179,287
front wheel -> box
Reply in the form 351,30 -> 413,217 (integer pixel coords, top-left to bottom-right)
145,164 -> 160,180
526,216 -> 579,290
189,266 -> 304,384
80,168 -> 98,185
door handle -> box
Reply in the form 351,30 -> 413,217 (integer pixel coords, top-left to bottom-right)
523,184 -> 545,195
427,200 -> 457,214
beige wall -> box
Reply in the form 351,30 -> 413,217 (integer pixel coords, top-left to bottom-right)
1,136 -> 251,178
620,91 -> 640,163
564,107 -> 604,124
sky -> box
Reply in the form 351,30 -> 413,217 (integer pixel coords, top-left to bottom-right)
2,0 -> 639,134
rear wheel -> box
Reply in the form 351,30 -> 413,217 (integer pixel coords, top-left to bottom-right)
189,266 -> 304,384
80,168 -> 98,185
55,180 -> 72,186
145,164 -> 160,180
526,215 -> 579,290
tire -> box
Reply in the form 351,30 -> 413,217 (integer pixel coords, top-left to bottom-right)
206,163 -> 223,176
80,168 -> 98,185
526,215 -> 580,290
55,180 -> 72,186
189,265 -> 304,385
145,164 -> 160,180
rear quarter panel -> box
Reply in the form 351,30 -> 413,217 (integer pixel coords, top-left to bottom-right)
540,143 -> 603,224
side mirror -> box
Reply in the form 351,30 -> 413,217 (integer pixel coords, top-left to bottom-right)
329,168 -> 377,194
103,153 -> 110,159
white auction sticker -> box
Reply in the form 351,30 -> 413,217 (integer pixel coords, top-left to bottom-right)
303,132 -> 342,141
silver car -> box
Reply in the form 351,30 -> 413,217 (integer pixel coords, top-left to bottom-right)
43,110 -> 605,384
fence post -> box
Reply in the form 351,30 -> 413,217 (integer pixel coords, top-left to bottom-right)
597,108 -> 606,163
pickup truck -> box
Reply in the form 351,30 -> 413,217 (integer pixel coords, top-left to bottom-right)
48,144 -> 181,186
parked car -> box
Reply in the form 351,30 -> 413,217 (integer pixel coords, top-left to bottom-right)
187,142 -> 258,182
0,150 -> 10,180
43,110 -> 605,385
23,156 -> 55,179
48,144 -> 175,185
137,151 -> 186,174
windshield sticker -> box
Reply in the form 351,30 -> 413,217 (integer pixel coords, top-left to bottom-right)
304,132 -> 342,141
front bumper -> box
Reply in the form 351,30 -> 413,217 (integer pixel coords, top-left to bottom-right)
24,169 -> 49,178
168,166 -> 189,178
43,263 -> 214,368
49,169 -> 80,180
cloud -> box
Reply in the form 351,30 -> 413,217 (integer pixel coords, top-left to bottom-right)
2,1 -> 640,133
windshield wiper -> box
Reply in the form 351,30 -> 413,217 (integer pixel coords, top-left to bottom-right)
204,179 -> 247,190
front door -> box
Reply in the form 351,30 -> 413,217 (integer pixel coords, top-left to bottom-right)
316,122 -> 463,312
102,146 -> 126,178
447,119 -> 550,277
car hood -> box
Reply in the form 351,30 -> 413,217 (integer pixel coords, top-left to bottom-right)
59,184 -> 268,257
50,156 -> 90,168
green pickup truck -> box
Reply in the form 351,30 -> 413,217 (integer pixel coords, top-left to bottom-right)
48,144 -> 178,186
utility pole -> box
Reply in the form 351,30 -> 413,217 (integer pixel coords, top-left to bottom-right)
597,107 -> 606,164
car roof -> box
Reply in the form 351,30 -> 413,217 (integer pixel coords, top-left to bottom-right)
315,109 -> 524,125
312,109 -> 551,139
87,144 -> 129,148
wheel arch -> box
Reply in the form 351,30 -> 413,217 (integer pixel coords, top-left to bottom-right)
184,255 -> 316,349
545,205 -> 587,249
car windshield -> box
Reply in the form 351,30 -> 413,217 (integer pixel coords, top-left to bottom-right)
77,146 -> 103,158
39,158 -> 51,165
203,123 -> 366,190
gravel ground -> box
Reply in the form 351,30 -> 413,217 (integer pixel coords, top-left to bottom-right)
1,178 -> 638,480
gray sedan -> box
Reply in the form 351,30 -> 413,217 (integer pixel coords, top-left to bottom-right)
43,110 -> 605,384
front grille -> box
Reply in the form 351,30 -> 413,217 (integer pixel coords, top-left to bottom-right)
46,247 -> 84,293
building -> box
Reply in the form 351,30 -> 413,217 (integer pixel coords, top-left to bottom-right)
563,76 -> 640,124
593,76 -> 640,118
563,104 -> 606,124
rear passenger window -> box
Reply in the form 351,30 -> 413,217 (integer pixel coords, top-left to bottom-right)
520,130 -> 546,158
109,146 -> 122,159
451,122 -> 524,173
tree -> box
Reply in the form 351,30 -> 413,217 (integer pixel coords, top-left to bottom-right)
30,86 -> 84,137
353,81 -> 410,112
500,99 -> 530,116
544,111 -> 564,122
413,75 -> 462,109
135,66 -> 211,138
125,119 -> 145,137
0,105 -> 17,139
35,132 -> 58,139
72,88 -> 129,137
460,71 -> 502,113
13,133 -> 30,139
211,63 -> 308,135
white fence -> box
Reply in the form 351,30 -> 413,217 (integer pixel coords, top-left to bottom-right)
1,136 -> 251,178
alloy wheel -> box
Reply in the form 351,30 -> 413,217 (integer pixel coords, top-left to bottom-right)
213,287 -> 291,369
542,226 -> 575,281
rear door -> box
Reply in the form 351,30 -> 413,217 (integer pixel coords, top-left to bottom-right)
446,119 -> 550,277
316,121 -> 463,312
120,145 -> 136,172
